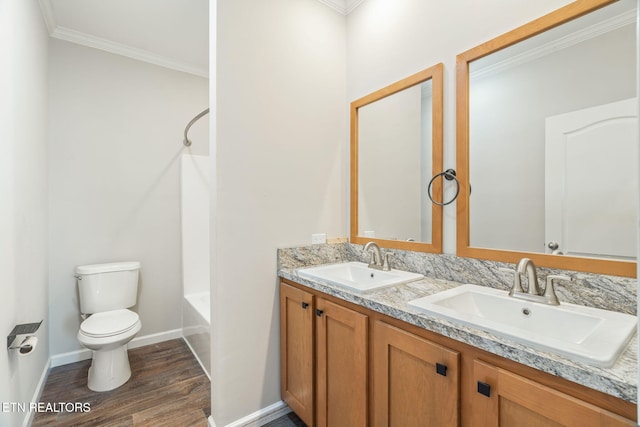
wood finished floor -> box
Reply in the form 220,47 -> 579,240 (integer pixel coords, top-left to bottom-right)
32,339 -> 210,427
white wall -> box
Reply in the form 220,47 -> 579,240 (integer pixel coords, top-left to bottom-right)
347,0 -> 576,254
0,1 -> 50,426
212,0 -> 346,424
48,39 -> 208,356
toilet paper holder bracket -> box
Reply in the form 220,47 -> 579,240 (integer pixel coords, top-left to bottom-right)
7,321 -> 42,349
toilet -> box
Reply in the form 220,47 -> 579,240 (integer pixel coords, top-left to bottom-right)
75,261 -> 142,392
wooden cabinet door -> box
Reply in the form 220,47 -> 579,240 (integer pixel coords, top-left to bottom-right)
471,360 -> 635,427
372,321 -> 460,427
315,297 -> 368,427
280,283 -> 314,427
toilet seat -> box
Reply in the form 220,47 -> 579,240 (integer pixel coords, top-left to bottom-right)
80,309 -> 139,338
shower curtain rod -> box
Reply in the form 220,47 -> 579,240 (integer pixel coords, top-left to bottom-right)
183,108 -> 210,147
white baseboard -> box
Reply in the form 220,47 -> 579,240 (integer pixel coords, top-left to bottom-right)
225,401 -> 292,427
129,328 -> 183,349
49,328 -> 184,368
253,402 -> 292,426
208,415 -> 217,427
49,347 -> 92,367
20,357 -> 51,427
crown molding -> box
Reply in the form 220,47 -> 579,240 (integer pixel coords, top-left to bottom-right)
345,0 -> 366,14
37,0 -> 363,75
315,0 -> 366,15
37,0 -> 56,34
37,0 -> 208,78
472,9 -> 636,81
315,0 -> 346,14
50,26 -> 208,78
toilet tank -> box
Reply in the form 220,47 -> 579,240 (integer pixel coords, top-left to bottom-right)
76,261 -> 141,314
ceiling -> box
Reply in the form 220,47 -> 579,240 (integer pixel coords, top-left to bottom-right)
38,0 -> 365,79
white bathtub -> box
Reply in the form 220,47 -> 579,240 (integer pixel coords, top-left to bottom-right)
183,292 -> 211,378
181,154 -> 211,379
185,291 -> 210,323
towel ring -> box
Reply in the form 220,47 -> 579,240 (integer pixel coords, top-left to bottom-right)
427,169 -> 460,206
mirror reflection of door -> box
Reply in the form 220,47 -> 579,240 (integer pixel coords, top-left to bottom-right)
467,0 -> 636,258
458,0 -> 637,276
545,98 -> 638,259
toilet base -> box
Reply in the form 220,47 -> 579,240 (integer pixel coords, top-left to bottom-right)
87,345 -> 132,392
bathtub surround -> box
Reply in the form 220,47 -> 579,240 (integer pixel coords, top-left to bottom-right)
182,155 -> 211,298
183,295 -> 211,378
278,242 -> 638,403
0,1 -> 50,427
181,154 -> 211,377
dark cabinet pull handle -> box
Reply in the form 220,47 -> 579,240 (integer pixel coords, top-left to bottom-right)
301,302 -> 309,309
436,363 -> 447,376
477,381 -> 491,397
316,309 -> 324,317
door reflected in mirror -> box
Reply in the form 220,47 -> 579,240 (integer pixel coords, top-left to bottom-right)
457,0 -> 638,276
351,64 -> 443,253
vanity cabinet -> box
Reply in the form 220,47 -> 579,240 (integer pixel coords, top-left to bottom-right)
280,279 -> 636,426
280,282 -> 368,427
280,283 -> 314,426
470,360 -> 635,426
372,321 -> 459,426
316,297 -> 368,427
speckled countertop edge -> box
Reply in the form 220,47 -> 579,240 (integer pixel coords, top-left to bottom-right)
278,257 -> 637,404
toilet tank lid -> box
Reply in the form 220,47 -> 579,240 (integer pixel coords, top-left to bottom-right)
76,261 -> 141,275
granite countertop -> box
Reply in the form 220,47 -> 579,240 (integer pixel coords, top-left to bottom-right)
277,244 -> 638,404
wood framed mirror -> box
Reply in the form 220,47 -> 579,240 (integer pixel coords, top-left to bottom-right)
350,63 -> 444,253
456,0 -> 637,277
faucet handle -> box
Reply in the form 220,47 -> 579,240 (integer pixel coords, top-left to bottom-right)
543,275 -> 572,305
498,267 -> 524,294
382,252 -> 394,271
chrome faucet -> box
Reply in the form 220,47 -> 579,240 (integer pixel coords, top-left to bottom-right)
502,258 -> 571,306
363,242 -> 393,271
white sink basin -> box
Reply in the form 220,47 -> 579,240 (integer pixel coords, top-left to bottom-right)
408,284 -> 637,367
298,262 -> 423,293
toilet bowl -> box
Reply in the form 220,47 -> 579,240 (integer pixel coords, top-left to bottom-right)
75,261 -> 141,392
77,309 -> 142,391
